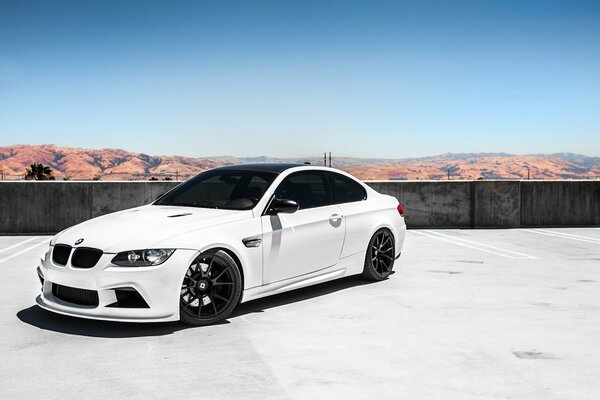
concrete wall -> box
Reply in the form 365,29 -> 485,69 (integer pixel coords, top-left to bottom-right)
366,181 -> 473,227
1,180 -> 599,234
366,180 -> 600,228
0,181 -> 176,234
519,181 -> 600,226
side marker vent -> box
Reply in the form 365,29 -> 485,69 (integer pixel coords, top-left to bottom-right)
242,236 -> 262,248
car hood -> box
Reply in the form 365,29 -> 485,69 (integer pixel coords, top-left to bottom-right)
54,205 -> 253,253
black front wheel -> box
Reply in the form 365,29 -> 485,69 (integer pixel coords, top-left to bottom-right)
362,228 -> 395,281
179,250 -> 242,326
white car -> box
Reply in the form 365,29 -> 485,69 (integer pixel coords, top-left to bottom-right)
36,164 -> 406,325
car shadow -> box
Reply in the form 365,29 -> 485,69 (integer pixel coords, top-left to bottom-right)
230,276 -> 371,317
16,276 -> 374,338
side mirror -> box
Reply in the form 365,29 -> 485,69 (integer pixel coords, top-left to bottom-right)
268,198 -> 299,214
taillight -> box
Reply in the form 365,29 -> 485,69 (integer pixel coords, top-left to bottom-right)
397,203 -> 404,217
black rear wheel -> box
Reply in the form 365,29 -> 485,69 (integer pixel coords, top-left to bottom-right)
179,250 -> 242,326
362,228 -> 395,281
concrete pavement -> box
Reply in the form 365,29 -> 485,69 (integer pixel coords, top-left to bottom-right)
1,229 -> 600,399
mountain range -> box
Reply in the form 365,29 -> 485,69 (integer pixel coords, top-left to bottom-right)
1,144 -> 599,180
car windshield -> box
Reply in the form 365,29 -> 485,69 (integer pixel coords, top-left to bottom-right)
154,170 -> 277,210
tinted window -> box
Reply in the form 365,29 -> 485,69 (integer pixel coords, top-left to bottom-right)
155,170 -> 276,210
328,173 -> 367,204
274,172 -> 331,210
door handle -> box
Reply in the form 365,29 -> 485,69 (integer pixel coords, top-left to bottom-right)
329,214 -> 344,223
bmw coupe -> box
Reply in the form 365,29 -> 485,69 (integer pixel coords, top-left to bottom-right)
36,164 -> 406,325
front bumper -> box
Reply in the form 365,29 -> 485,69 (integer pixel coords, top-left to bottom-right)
37,248 -> 198,323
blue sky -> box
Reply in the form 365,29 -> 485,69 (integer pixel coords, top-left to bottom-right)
0,0 -> 599,158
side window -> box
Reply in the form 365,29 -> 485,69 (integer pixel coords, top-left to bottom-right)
329,173 -> 367,204
274,172 -> 332,210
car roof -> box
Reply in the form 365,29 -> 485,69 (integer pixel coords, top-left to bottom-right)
213,163 -> 311,174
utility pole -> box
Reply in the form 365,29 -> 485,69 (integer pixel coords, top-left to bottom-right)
328,152 -> 332,167
176,170 -> 179,181
0,167 -> 3,180
323,153 -> 327,166
448,169 -> 450,180
527,167 -> 530,180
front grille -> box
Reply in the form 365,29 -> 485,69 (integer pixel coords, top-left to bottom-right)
52,283 -> 99,307
52,244 -> 71,266
71,248 -> 103,269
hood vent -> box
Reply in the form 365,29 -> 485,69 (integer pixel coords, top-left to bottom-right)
167,213 -> 193,218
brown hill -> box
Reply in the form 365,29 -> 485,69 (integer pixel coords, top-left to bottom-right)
346,155 -> 600,180
1,144 -> 599,180
0,145 -> 220,180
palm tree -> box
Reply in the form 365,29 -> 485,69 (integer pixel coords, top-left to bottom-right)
24,163 -> 55,180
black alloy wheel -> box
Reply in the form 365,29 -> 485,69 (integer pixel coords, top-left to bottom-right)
179,250 -> 242,326
362,228 -> 395,281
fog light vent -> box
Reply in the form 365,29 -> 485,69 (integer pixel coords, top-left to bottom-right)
107,288 -> 150,308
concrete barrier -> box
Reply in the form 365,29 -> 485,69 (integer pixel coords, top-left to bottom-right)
367,181 -> 472,227
519,181 -> 600,226
367,180 -> 600,228
1,180 -> 599,234
0,181 -> 176,234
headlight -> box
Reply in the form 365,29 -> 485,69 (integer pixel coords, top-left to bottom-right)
111,249 -> 175,267
42,244 -> 52,261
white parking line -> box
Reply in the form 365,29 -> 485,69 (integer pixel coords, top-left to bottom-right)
521,229 -> 600,244
424,230 -> 539,259
412,230 -> 538,259
0,237 -> 43,255
0,238 -> 50,265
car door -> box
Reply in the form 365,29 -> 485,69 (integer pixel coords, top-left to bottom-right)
261,171 -> 346,284
325,171 -> 369,258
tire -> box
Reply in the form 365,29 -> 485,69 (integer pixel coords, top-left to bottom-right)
362,228 -> 395,281
179,249 -> 243,326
